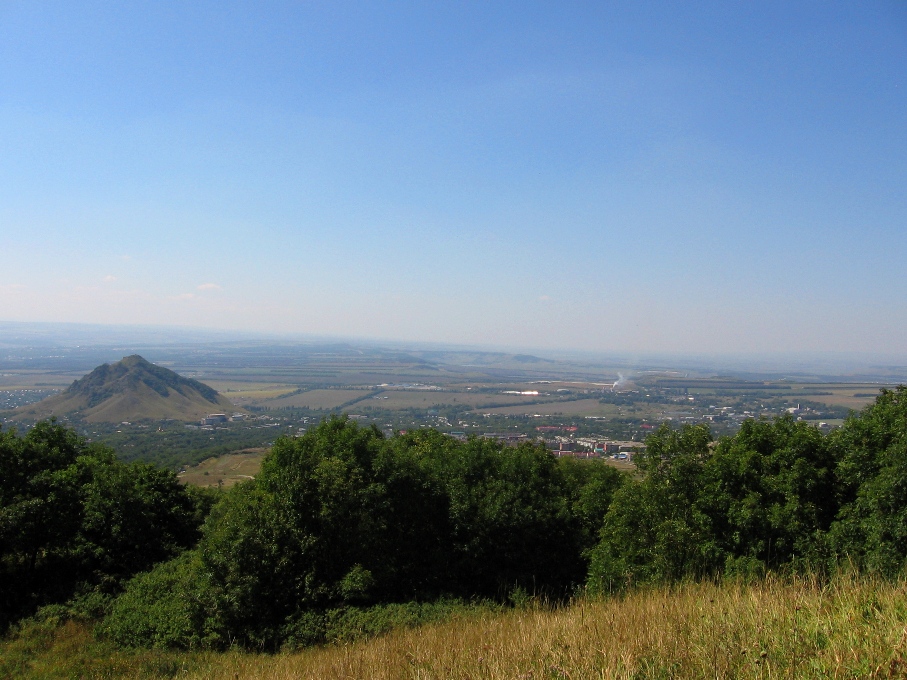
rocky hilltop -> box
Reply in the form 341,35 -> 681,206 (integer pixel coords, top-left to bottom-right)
11,355 -> 236,423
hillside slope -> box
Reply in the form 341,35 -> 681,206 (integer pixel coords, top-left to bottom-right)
11,355 -> 236,423
3,576 -> 905,679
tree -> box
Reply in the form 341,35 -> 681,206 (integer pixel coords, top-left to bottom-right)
0,421 -> 204,630
107,418 -> 594,649
705,416 -> 837,573
830,386 -> 907,574
588,424 -> 719,591
557,456 -> 625,557
429,434 -> 582,598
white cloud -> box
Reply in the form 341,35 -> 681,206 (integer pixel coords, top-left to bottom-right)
103,275 -> 116,282
197,283 -> 222,291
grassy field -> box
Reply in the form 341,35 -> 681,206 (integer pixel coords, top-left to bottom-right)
368,389 -> 565,410
201,382 -> 300,406
3,355 -> 894,419
176,450 -> 265,488
0,370 -> 74,390
791,385 -> 890,410
4,575 -> 907,679
669,382 -> 892,412
200,575 -> 907,679
477,398 -> 620,417
265,388 -> 375,409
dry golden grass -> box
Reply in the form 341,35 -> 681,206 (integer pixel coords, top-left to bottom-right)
185,576 -> 907,679
6,575 -> 907,679
177,451 -> 264,488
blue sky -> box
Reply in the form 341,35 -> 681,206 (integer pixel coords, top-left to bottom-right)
1,2 -> 905,355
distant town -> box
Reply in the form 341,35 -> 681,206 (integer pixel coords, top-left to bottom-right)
1,337 -> 896,476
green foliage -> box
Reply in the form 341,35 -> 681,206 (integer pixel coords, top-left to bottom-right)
97,422 -> 275,469
706,416 -> 837,570
280,599 -> 490,650
829,386 -> 907,575
557,457 -> 625,554
588,418 -> 839,592
588,424 -> 718,591
32,386 -> 907,653
106,417 -> 605,650
100,552 -> 213,650
0,421 -> 206,631
430,433 -> 581,597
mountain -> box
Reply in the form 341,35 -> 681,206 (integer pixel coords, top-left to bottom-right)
11,355 -> 236,423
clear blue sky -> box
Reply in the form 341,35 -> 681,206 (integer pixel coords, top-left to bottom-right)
1,1 -> 905,356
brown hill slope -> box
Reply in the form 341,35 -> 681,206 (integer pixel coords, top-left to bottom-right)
11,355 -> 236,423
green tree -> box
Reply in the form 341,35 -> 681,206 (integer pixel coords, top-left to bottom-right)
0,421 -> 204,630
705,416 -> 837,574
107,418 -> 592,649
427,434 -> 582,598
557,456 -> 626,557
588,424 -> 718,591
830,386 -> 907,574
588,417 -> 840,593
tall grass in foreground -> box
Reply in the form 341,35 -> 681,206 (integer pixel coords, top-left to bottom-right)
190,575 -> 907,680
4,575 -> 907,679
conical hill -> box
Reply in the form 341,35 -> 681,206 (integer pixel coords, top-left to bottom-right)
11,355 -> 236,423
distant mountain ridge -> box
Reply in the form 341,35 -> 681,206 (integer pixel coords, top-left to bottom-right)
11,355 -> 236,423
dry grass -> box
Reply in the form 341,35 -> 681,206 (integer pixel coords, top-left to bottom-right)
188,576 -> 907,679
177,451 -> 264,488
6,575 -> 907,679
265,389 -> 374,409
203,382 -> 300,401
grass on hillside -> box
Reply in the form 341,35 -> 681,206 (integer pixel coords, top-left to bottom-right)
177,451 -> 264,488
4,575 -> 907,679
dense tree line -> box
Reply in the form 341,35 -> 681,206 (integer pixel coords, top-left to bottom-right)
96,422 -> 278,469
588,387 -> 907,589
102,422 -> 622,649
3,386 -> 907,651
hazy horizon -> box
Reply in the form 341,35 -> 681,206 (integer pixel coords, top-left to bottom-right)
2,3 -> 905,356
1,319 -> 905,382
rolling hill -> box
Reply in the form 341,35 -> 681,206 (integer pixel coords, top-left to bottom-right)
10,355 -> 236,423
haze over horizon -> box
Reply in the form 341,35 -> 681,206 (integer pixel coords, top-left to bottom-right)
1,3 -> 905,357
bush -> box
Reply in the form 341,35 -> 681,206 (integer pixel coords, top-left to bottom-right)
100,553 -> 206,650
